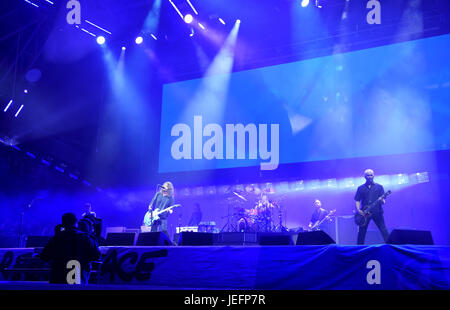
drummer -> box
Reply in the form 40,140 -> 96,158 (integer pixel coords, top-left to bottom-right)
257,194 -> 274,211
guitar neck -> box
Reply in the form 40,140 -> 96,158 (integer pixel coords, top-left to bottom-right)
155,205 -> 178,215
365,193 -> 390,211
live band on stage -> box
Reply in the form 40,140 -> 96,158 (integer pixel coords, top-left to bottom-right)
143,169 -> 390,245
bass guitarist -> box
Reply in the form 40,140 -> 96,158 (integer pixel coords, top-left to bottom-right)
308,199 -> 330,230
355,169 -> 389,245
146,182 -> 175,236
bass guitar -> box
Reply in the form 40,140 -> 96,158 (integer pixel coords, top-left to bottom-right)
310,209 -> 336,231
354,190 -> 391,227
143,204 -> 181,226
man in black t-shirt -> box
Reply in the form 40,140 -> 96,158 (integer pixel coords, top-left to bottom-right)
308,199 -> 329,230
354,169 -> 390,245
81,203 -> 96,219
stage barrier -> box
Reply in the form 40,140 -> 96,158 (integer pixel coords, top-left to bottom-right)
1,245 -> 449,289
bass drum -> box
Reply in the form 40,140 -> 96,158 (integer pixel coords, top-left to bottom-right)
237,216 -> 258,232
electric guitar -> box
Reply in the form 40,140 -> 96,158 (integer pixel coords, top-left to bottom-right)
354,190 -> 391,227
310,209 -> 336,231
143,204 -> 181,226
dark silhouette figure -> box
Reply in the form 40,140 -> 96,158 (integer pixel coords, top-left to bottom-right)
188,203 -> 203,226
40,213 -> 100,284
80,204 -> 105,246
81,203 -> 97,219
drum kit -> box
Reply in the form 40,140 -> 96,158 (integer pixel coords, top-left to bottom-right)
220,186 -> 287,233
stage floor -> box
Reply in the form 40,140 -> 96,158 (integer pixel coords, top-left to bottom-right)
1,244 -> 449,289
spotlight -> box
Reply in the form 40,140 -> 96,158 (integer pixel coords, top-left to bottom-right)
184,14 -> 193,24
122,46 -> 126,51
219,18 -> 226,25
23,89 -> 28,94
3,99 -> 13,112
301,0 -> 310,7
96,36 -> 105,45
15,105 -> 24,118
236,19 -> 241,24
135,36 -> 143,44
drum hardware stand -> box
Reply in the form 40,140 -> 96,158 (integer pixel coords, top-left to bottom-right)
273,205 -> 288,233
220,200 -> 237,232
18,198 -> 36,247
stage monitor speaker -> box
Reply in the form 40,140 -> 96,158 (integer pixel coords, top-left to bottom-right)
296,231 -> 336,245
258,233 -> 293,246
105,232 -> 136,246
25,236 -> 51,248
216,232 -> 258,245
178,232 -> 214,246
136,232 -> 173,246
387,229 -> 434,245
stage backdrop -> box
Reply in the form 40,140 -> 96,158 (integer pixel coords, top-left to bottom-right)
159,34 -> 450,173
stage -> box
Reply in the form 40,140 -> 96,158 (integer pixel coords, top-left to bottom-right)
1,244 -> 449,290
2,0 -> 450,295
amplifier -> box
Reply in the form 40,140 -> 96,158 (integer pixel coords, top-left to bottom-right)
176,226 -> 198,233
198,221 -> 216,233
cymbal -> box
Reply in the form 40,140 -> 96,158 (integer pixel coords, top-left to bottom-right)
261,188 -> 275,194
232,191 -> 247,201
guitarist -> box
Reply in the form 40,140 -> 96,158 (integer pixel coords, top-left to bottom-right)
308,199 -> 329,230
148,182 -> 175,235
355,169 -> 389,245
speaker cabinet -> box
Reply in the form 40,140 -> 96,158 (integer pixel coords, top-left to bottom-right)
258,233 -> 293,245
136,232 -> 173,246
215,232 -> 258,245
296,231 -> 336,245
177,232 -> 214,246
387,229 -> 434,245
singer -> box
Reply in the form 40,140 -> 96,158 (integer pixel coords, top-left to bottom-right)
145,182 -> 175,236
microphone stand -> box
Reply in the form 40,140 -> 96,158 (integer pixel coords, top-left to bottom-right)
220,201 -> 232,232
18,199 -> 34,247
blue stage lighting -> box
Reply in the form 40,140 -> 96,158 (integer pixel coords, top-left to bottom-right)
96,36 -> 105,45
15,105 -> 24,118
301,0 -> 310,7
26,152 -> 36,159
184,14 -> 193,24
3,100 -> 13,112
135,36 -> 144,44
